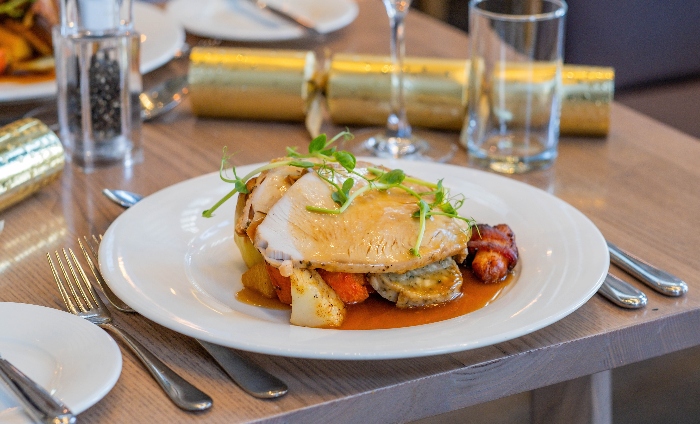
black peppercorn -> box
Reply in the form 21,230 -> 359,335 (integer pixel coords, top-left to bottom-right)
66,49 -> 123,143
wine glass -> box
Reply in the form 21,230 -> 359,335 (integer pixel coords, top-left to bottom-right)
344,0 -> 457,162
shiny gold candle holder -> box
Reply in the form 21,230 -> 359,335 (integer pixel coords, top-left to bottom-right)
0,118 -> 65,212
188,47 -> 318,122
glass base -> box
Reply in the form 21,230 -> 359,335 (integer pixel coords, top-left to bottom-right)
468,155 -> 555,174
466,132 -> 557,174
343,129 -> 457,162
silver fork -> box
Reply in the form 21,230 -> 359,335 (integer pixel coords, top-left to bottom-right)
81,234 -> 289,399
46,249 -> 213,411
78,235 -> 134,313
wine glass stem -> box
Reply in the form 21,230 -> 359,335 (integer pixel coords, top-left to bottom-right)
384,1 -> 412,139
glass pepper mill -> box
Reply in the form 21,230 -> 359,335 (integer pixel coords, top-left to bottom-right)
53,0 -> 142,172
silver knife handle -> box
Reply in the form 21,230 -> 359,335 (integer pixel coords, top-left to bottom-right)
607,241 -> 688,297
197,340 -> 288,399
598,273 -> 647,309
0,357 -> 76,424
101,323 -> 213,411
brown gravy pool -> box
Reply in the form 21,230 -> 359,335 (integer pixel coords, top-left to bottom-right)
236,268 -> 514,330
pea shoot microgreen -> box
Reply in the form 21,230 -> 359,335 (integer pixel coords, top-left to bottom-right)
202,130 -> 475,256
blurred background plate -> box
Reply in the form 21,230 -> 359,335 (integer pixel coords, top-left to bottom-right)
0,1 -> 185,102
166,0 -> 358,41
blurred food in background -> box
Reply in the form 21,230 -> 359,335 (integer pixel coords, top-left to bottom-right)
0,0 -> 58,80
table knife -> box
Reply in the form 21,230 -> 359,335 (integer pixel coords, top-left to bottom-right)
607,241 -> 688,297
0,356 -> 76,424
248,0 -> 320,35
197,340 -> 288,398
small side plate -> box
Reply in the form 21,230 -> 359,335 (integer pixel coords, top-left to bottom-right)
0,303 -> 121,423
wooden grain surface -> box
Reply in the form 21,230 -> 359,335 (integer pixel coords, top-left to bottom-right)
1,1 -> 699,422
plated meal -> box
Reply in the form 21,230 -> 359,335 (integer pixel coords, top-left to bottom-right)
203,132 -> 520,329
0,0 -> 57,80
0,1 -> 184,101
99,146 -> 607,359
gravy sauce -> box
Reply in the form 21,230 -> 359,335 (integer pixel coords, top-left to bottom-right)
237,268 -> 515,329
339,269 -> 512,330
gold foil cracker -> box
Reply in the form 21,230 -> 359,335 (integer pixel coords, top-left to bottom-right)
0,118 -> 65,212
188,47 -> 318,122
560,66 -> 615,136
326,55 -> 614,136
186,47 -> 614,137
326,54 -> 468,130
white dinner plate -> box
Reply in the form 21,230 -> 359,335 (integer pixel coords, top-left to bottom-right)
0,1 -> 185,102
99,160 -> 609,360
166,0 -> 359,41
0,302 -> 121,423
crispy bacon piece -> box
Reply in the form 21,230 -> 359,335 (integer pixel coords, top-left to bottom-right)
466,224 -> 519,284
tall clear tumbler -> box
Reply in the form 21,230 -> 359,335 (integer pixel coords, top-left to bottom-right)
464,0 -> 567,173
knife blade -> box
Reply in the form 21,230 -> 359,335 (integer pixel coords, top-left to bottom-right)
0,355 -> 76,424
197,340 -> 288,399
248,0 -> 320,35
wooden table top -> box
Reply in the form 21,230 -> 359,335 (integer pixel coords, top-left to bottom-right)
1,0 -> 699,422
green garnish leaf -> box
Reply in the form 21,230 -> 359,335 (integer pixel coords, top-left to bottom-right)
410,200 -> 431,257
319,147 -> 337,156
434,180 -> 445,204
440,202 -> 457,215
333,151 -> 356,172
289,160 -> 316,168
0,0 -> 35,18
286,146 -> 301,157
308,134 -> 327,153
202,129 -> 475,257
331,191 -> 344,205
342,177 -> 354,194
234,180 -> 249,194
377,169 -> 405,185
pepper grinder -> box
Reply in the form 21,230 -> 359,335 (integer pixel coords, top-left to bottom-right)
53,0 -> 142,172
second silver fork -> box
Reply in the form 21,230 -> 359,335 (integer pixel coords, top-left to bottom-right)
47,249 -> 213,411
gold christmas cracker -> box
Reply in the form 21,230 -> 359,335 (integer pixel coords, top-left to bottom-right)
186,47 -> 614,136
0,118 -> 65,212
560,66 -> 615,136
325,54 -> 468,130
188,47 -> 318,122
327,55 -> 614,136
485,61 -> 559,128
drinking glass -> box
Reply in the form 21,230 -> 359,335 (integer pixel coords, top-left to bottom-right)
464,0 -> 567,173
344,0 -> 457,162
